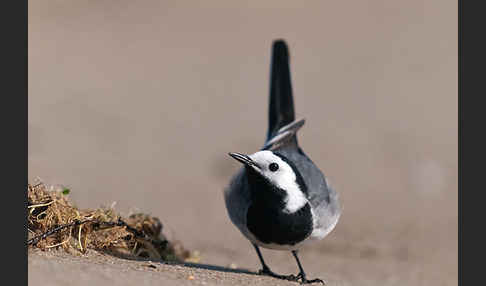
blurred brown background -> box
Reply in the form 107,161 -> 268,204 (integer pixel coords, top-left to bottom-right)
29,1 -> 457,285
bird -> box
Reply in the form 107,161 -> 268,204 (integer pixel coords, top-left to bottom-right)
224,40 -> 341,284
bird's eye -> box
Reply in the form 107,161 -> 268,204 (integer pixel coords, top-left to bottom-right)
269,163 -> 279,172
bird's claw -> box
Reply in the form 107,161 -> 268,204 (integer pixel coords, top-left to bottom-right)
296,272 -> 326,285
258,268 -> 298,281
258,268 -> 325,284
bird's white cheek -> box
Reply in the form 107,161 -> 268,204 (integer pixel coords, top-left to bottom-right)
283,191 -> 308,213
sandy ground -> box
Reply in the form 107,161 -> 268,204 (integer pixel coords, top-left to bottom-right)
28,1 -> 457,286
28,242 -> 455,286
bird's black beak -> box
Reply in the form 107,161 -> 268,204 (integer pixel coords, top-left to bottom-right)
228,152 -> 259,169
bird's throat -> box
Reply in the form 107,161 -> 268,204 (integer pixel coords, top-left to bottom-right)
245,167 -> 313,245
245,166 -> 307,213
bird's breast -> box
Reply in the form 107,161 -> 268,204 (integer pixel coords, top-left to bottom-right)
246,202 -> 313,246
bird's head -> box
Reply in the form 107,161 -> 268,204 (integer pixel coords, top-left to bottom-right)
228,150 -> 308,213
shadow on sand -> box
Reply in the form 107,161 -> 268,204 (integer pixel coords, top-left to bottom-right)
99,248 -> 258,276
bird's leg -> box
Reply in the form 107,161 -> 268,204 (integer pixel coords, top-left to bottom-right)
291,250 -> 325,284
252,244 -> 298,281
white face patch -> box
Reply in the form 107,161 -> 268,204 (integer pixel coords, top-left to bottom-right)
248,150 -> 308,213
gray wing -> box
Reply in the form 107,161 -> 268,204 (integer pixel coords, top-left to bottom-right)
275,146 -> 341,230
223,168 -> 251,232
275,147 -> 329,205
262,118 -> 340,219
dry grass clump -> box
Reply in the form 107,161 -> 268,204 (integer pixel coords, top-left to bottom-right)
27,182 -> 200,263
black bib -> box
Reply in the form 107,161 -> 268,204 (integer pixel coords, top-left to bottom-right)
245,165 -> 313,245
247,201 -> 313,245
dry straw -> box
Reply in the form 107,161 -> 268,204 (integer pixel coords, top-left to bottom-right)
27,182 -> 200,263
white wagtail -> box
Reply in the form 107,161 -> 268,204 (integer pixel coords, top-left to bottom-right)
224,40 -> 341,284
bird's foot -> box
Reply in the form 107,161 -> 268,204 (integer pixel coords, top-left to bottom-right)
258,266 -> 299,282
258,267 -> 325,284
296,272 -> 326,285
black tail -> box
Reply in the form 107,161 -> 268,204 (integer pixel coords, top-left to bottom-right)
266,39 -> 295,142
